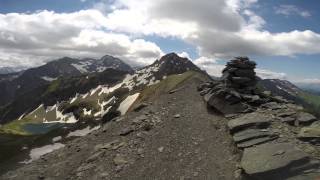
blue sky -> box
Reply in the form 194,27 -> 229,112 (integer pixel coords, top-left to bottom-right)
0,0 -> 319,84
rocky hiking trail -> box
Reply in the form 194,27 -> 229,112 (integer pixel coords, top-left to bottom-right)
199,57 -> 320,180
1,74 -> 240,180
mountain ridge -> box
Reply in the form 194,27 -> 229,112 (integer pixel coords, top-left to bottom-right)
259,78 -> 320,117
0,55 -> 134,107
0,54 -> 320,180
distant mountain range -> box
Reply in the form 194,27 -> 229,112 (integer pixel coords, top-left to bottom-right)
0,67 -> 18,75
1,53 -> 319,126
259,79 -> 320,117
295,83 -> 320,94
0,53 -> 202,126
0,56 -> 133,107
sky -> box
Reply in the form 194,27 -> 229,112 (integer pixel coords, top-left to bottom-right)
0,0 -> 320,85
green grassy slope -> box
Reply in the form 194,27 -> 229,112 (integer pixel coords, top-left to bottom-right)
299,92 -> 320,116
135,71 -> 209,105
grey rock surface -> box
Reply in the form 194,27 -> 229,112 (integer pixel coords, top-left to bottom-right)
228,112 -> 272,132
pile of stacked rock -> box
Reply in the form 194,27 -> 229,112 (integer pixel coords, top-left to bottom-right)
198,57 -> 268,115
221,57 -> 257,94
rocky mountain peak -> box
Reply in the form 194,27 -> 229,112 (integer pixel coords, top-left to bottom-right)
157,52 -> 191,67
149,53 -> 201,78
99,55 -> 133,73
158,52 -> 186,61
0,67 -> 19,75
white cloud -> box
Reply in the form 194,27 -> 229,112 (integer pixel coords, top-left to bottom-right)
100,0 -> 320,60
177,52 -> 191,59
293,78 -> 320,84
1,0 -> 319,80
193,56 -> 224,77
255,68 -> 287,79
0,10 -> 163,68
275,5 -> 311,18
193,56 -> 287,79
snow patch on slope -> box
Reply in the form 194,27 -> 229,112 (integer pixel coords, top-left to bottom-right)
94,96 -> 116,117
67,125 -> 101,137
71,63 -> 88,73
41,76 -> 58,82
83,108 -> 92,116
43,106 -> 77,124
22,143 -> 65,164
118,93 -> 140,115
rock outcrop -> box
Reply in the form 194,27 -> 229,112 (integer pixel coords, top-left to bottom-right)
198,57 -> 269,115
199,57 -> 320,179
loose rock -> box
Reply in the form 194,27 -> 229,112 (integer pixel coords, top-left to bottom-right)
241,143 -> 320,179
228,112 -> 272,132
297,112 -> 317,124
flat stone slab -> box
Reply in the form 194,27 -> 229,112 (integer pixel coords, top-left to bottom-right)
206,95 -> 249,115
232,128 -> 274,143
277,111 -> 296,118
241,143 -> 320,179
297,112 -> 317,123
281,116 -> 296,123
298,126 -> 320,138
261,102 -> 283,110
237,136 -> 277,148
228,112 -> 272,132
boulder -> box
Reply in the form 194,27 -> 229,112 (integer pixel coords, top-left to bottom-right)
277,111 -> 296,118
228,112 -> 272,132
225,94 -> 242,104
203,92 -> 214,103
261,102 -> 283,110
298,122 -> 320,139
297,112 -> 317,124
271,96 -> 289,103
207,95 -> 249,115
298,127 -> 320,139
241,143 -> 320,180
199,88 -> 211,96
241,94 -> 266,105
237,136 -> 277,148
234,69 -> 255,78
232,128 -> 275,143
197,81 -> 219,91
231,77 -> 252,84
280,116 -> 296,124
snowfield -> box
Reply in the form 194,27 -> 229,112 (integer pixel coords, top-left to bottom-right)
21,143 -> 65,164
41,76 -> 57,82
67,125 -> 101,137
21,61 -> 162,129
118,93 -> 140,115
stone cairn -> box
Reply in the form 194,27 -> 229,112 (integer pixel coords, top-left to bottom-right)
198,57 -> 269,115
222,56 -> 257,94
